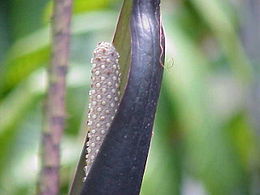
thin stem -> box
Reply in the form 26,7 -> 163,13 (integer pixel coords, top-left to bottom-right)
39,0 -> 73,194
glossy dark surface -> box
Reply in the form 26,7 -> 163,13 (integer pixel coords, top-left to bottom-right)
81,0 -> 165,194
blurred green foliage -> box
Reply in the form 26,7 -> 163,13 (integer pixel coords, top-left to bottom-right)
0,0 -> 259,194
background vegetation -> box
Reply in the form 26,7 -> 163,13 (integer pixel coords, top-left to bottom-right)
0,0 -> 259,194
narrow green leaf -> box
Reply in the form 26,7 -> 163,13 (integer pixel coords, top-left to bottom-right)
164,16 -> 249,194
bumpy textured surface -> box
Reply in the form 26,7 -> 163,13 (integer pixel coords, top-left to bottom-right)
84,42 -> 121,179
81,0 -> 164,194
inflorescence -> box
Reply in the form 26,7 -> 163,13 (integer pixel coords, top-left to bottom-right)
84,42 -> 121,180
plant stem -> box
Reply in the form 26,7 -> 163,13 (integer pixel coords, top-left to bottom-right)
39,0 -> 72,194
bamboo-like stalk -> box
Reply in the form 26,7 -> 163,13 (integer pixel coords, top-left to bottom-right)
39,0 -> 72,194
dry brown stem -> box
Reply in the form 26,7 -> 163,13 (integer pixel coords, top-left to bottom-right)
39,0 -> 73,194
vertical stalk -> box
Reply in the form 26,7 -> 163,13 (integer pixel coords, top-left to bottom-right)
39,0 -> 72,194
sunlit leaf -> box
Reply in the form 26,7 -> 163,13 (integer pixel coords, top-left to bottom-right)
164,15 -> 249,194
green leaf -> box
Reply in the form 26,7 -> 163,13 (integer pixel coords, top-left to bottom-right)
164,15 -> 249,194
0,11 -> 116,98
190,0 -> 253,83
